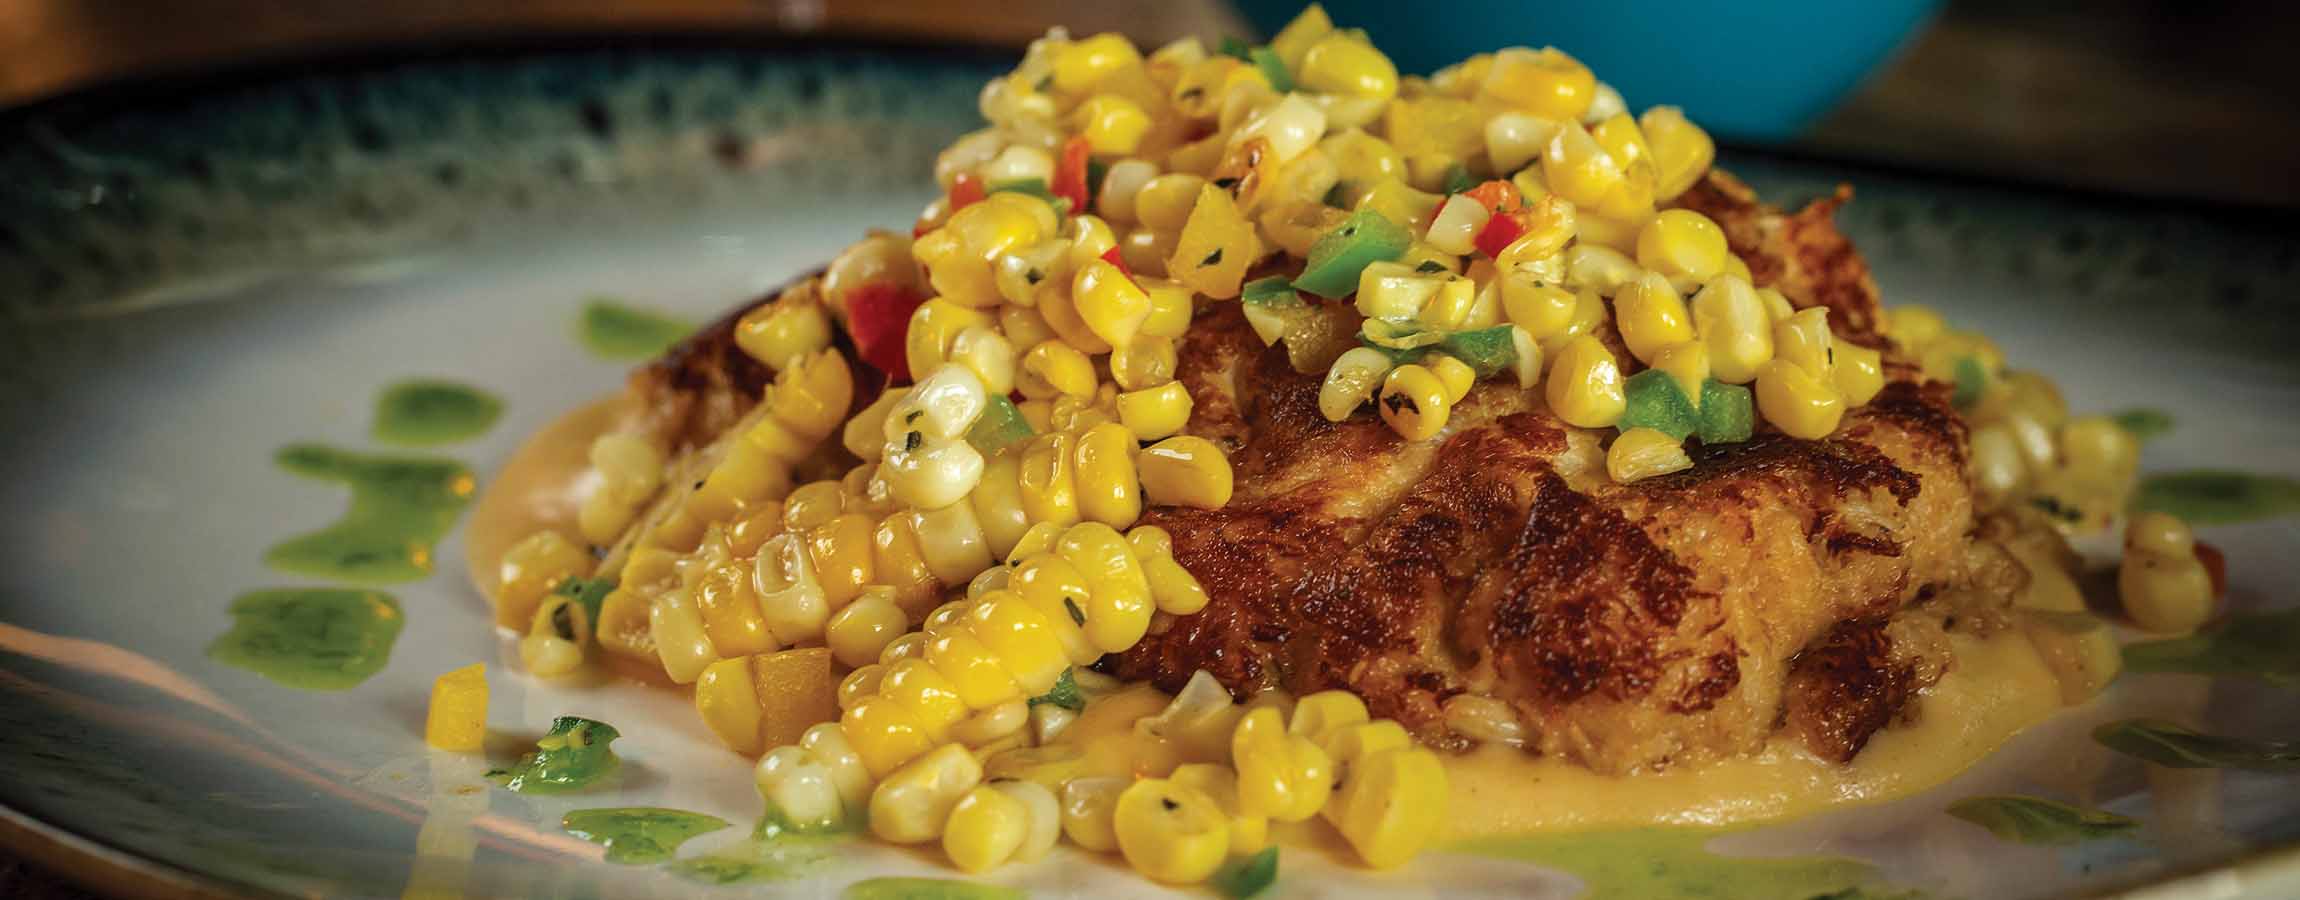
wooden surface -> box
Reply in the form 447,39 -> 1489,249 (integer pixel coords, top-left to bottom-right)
1,0 -> 2294,897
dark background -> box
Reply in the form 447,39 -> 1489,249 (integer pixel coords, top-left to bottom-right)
2,0 -> 2295,896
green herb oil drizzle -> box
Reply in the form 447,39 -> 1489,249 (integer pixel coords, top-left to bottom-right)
579,300 -> 691,361
1454,827 -> 1899,900
207,588 -> 403,690
373,379 -> 503,446
263,444 -> 474,583
562,807 -> 728,864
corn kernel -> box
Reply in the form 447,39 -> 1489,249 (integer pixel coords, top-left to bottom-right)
924,627 -> 1026,709
1832,341 -> 1885,406
869,743 -> 984,844
844,694 -> 938,779
1170,763 -> 1270,857
1755,359 -> 1846,439
755,745 -> 846,832
825,587 -> 907,669
1053,33 -> 1145,95
1137,436 -> 1234,509
1772,307 -> 1835,377
1116,381 -> 1195,441
1018,340 -> 1099,400
1075,93 -> 1153,155
1114,778 -> 1232,884
1636,209 -> 1727,286
1231,706 -> 1334,823
966,590 -> 1070,695
1607,427 -> 1694,483
1327,746 -> 1447,868
1545,335 -> 1626,428
1639,106 -> 1715,200
1130,525 -> 1212,616
1290,691 -> 1370,745
1480,47 -> 1596,120
1060,776 -> 1130,853
1019,431 -> 1083,527
907,298 -> 993,379
1378,364 -> 1452,441
1691,275 -> 1774,384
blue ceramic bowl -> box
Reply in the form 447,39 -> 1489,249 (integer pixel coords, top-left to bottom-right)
1236,0 -> 1940,141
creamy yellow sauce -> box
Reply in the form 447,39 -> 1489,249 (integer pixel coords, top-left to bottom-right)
1441,627 -> 2063,838
465,394 -> 631,601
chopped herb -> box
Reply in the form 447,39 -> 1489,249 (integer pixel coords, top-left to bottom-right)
552,577 -> 616,621
1382,392 -> 1417,414
1947,795 -> 2138,845
1085,157 -> 1110,207
495,717 -> 623,793
2123,609 -> 2300,686
1212,176 -> 1241,190
2112,408 -> 2174,442
1201,248 -> 1225,267
2028,495 -> 2083,523
1025,268 -> 1044,285
1161,797 -> 1181,811
1321,181 -> 1351,208
1414,259 -> 1448,274
1217,36 -> 1252,60
2094,719 -> 2300,771
1440,163 -> 1477,195
1063,597 -> 1087,625
905,410 -> 923,423
1212,847 -> 1280,899
904,430 -> 924,453
1028,669 -> 1085,712
1179,86 -> 1206,101
1248,46 -> 1293,93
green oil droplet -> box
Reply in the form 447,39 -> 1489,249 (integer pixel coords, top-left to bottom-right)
374,379 -> 503,446
579,299 -> 690,361
263,444 -> 474,583
207,588 -> 402,690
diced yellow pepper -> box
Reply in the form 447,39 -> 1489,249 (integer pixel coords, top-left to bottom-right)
424,663 -> 488,752
1166,184 -> 1258,299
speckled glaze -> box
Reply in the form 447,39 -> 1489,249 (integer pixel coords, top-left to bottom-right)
1,38 -> 2298,900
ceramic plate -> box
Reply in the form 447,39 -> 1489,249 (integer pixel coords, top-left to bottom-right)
2,37 -> 2297,900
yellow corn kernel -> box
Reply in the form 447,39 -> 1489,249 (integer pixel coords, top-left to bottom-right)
695,656 -> 766,754
1167,183 -> 1258,300
1058,522 -> 1158,653
949,326 -> 1017,397
842,389 -> 903,462
1355,178 -> 1446,235
1114,778 -> 1232,884
1636,209 -> 1727,286
1074,93 -> 1152,155
1072,258 -> 1153,348
1116,381 -> 1194,441
694,563 -> 776,658
872,514 -> 941,619
1378,364 -> 1451,441
870,743 -> 985,844
1061,776 -> 1130,853
1290,691 -> 1370,745
1268,3 -> 1335,69
879,630 -> 929,667
1009,554 -> 1104,665
1129,526 -> 1211,616
966,590 -> 1070,694
1170,763 -> 1270,857
649,586 -> 720,684
1137,278 -> 1195,339
2121,545 -> 2215,634
1074,422 -> 1145,528
781,480 -> 846,532
943,784 -> 1030,872
494,530 -> 592,629
1424,274 -> 1479,331
1298,29 -> 1399,101
1500,269 -> 1579,340
1053,32 -> 1144,95
2064,415 -> 2139,481
1006,521 -> 1067,565
1232,706 -> 1334,823
881,433 -> 985,512
1885,304 -> 1945,348
1755,286 -> 1796,323
1831,341 -> 1884,407
1544,335 -> 1626,428
1496,196 -> 1580,272
1540,119 -> 1622,212
795,722 -> 872,815
1650,341 -> 1711,406
594,585 -> 655,662
1772,307 -> 1835,379
1323,719 -> 1413,770
1480,47 -> 1595,120
755,745 -> 846,832
1607,427 -> 1694,484
922,626 -> 1024,710
906,298 -> 993,380
1135,173 -> 1209,235
1589,112 -> 1652,168
753,533 -> 830,645
1755,359 -> 1846,439
1137,436 -> 1234,509
1691,275 -> 1774,384
838,664 -> 884,712
968,454 -> 1033,563
801,513 -> 875,610
734,298 -> 833,369
770,349 -> 857,440
843,694 -> 938,779
824,588 -> 906,669
1327,746 -> 1447,868
1639,106 -> 1715,200
1018,431 -> 1083,527
1319,346 -> 1392,421
878,657 -> 969,742
1616,271 -> 1694,364
1018,340 -> 1098,400
424,663 -> 488,752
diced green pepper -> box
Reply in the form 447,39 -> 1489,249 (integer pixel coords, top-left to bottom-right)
1696,379 -> 1754,444
1212,847 -> 1280,898
967,395 -> 1035,456
1084,158 -> 1110,207
1441,163 -> 1477,195
494,717 -> 623,793
1622,370 -> 1700,440
551,576 -> 617,621
1218,36 -> 1252,60
1951,356 -> 1990,410
1293,209 -> 1411,298
1242,276 -> 1305,308
1248,47 -> 1294,93
1439,326 -> 1516,379
1356,334 -> 1427,366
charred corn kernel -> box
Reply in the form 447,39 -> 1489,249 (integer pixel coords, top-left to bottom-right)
1607,427 -> 1694,483
1232,706 -> 1334,823
1298,30 -> 1399,104
1541,120 -> 1622,211
1115,778 -> 1232,884
804,513 -> 877,609
1318,347 -> 1392,421
924,627 -> 1026,709
1232,94 -> 1330,166
495,530 -> 592,629
1833,341 -> 1885,406
878,658 -> 969,742
1327,746 -> 1447,868
950,699 -> 1030,747
1171,764 -> 1269,857
1010,554 -> 1103,664
1545,335 -> 1626,428
1616,271 -> 1694,364
754,746 -> 845,831
844,695 -> 938,779
837,664 -> 882,710
825,588 -> 907,668
1129,526 -> 1210,616
967,590 -> 1070,694
882,434 -> 986,511
1061,776 -> 1129,852
1137,436 -> 1234,509
1692,275 -> 1774,384
1636,209 -> 1727,286
2127,512 -> 2195,557
1773,307 -> 1834,377
1111,335 -> 1178,392
1755,360 -> 1846,439
1019,431 -> 1083,527
2121,548 -> 2215,634
1074,422 -> 1145,528
869,743 -> 983,844
1378,364 -> 1451,441
907,298 -> 994,377
735,299 -> 832,368
943,785 -> 1030,873
753,534 -> 830,644
1059,522 -> 1157,652
1116,382 -> 1194,441
695,656 -> 766,754
1018,340 -> 1098,400
1885,304 -> 1945,348
1501,269 -> 1579,339
1639,106 -> 1714,199
424,663 -> 488,752
650,587 -> 719,684
1481,47 -> 1595,120
1290,691 -> 1370,745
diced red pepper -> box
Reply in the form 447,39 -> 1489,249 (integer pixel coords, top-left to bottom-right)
1473,212 -> 1528,259
844,280 -> 925,382
949,172 -> 987,211
2196,541 -> 2228,599
1053,136 -> 1092,214
1099,245 -> 1133,280
1463,180 -> 1524,216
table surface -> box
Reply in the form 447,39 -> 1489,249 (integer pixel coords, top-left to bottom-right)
2,0 -> 2294,896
